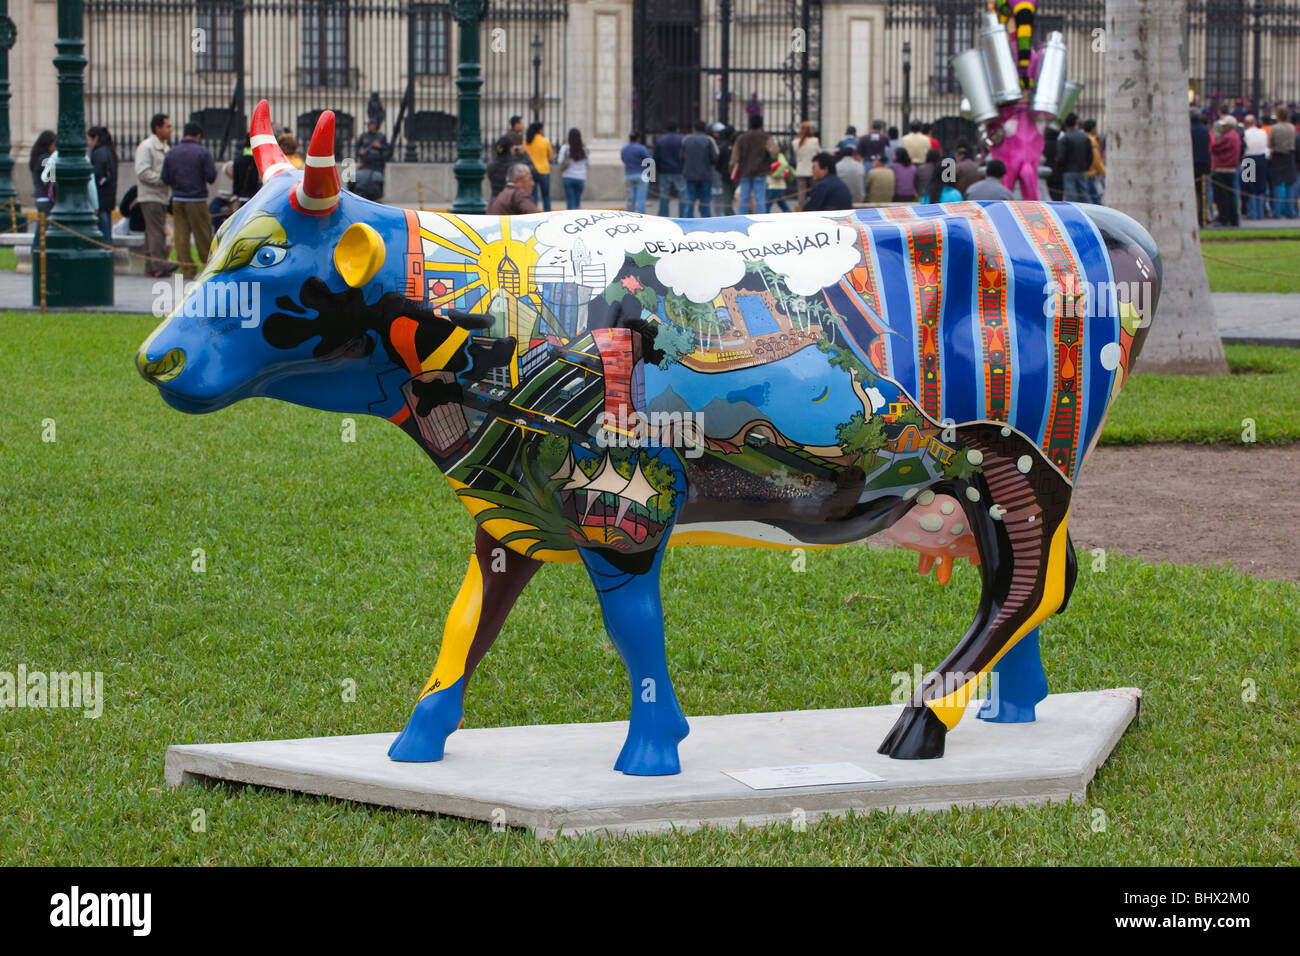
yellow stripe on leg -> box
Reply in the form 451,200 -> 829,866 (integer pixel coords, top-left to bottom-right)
418,558 -> 484,700
926,509 -> 1071,730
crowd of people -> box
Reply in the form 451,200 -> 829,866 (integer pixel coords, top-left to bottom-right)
1191,105 -> 1298,226
25,111 -> 399,277
26,100 -> 1295,264
609,110 -> 1111,217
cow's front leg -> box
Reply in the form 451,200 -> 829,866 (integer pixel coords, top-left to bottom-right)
580,546 -> 690,776
879,424 -> 1074,758
388,526 -> 542,762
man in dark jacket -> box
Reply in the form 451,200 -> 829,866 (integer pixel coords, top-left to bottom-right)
355,119 -> 390,175
653,121 -> 686,217
681,120 -> 718,218
1056,113 -> 1093,202
802,152 -> 852,211
88,126 -> 117,242
730,114 -> 775,214
161,122 -> 217,279
857,120 -> 889,164
1190,110 -> 1211,226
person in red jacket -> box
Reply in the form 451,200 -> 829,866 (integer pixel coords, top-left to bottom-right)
1210,116 -> 1242,227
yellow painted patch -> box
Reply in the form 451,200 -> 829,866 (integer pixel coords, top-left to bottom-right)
420,558 -> 483,698
423,328 -> 470,372
333,222 -> 387,288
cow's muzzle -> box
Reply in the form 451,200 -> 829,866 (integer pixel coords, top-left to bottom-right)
136,347 -> 186,384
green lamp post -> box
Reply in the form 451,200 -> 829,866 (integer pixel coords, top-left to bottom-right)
450,0 -> 488,214
34,0 -> 113,307
0,2 -> 21,233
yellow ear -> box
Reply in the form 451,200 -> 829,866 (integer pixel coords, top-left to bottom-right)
333,222 -> 386,288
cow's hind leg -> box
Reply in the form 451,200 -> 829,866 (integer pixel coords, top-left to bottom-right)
879,424 -> 1073,758
580,545 -> 690,775
389,527 -> 541,762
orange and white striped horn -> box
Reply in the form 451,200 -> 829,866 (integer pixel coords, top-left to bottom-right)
250,100 -> 294,181
290,110 -> 341,217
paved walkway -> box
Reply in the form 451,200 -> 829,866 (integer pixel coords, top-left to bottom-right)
2,270 -> 1297,346
1204,217 -> 1300,233
1212,292 -> 1300,345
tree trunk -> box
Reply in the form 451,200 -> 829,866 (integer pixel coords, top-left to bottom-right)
1104,0 -> 1229,374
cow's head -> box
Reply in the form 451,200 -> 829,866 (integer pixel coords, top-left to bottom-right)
135,100 -> 485,419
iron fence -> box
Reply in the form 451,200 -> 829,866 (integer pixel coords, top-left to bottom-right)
882,0 -> 1300,139
83,0 -> 567,163
632,0 -> 822,146
1188,0 -> 1300,115
884,0 -> 1107,135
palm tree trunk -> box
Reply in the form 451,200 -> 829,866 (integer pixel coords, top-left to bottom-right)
1104,0 -> 1228,374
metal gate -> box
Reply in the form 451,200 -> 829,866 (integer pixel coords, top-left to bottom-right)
883,0 -> 1106,132
883,0 -> 1300,136
1188,0 -> 1300,115
632,0 -> 822,144
83,0 -> 566,163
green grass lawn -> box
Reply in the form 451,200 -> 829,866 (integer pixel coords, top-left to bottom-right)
1,313 -> 1296,864
1200,227 -> 1300,242
1102,344 -> 1300,444
1201,239 -> 1300,291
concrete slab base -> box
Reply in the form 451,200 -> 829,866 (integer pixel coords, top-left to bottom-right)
164,688 -> 1140,840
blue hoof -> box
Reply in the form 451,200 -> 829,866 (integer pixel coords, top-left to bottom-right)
614,716 -> 690,776
978,695 -> 1041,723
388,678 -> 464,762
978,629 -> 1048,724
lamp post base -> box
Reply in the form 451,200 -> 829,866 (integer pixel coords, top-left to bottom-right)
33,235 -> 113,307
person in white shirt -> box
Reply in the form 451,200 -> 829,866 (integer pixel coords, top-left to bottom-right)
556,127 -> 588,210
793,121 -> 821,208
1240,114 -> 1271,220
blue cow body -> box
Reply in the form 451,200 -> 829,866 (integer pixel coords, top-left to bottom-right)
138,103 -> 1160,775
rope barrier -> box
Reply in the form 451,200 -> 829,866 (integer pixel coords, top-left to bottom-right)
1200,249 -> 1300,278
39,215 -> 192,268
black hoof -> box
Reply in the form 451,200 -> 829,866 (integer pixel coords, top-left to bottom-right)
878,704 -> 948,759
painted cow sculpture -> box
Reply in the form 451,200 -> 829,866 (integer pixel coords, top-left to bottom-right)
137,102 -> 1160,775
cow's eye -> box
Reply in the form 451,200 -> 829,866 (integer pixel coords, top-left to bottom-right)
252,245 -> 287,268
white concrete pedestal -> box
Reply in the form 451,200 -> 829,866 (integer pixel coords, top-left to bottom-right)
165,688 -> 1140,840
